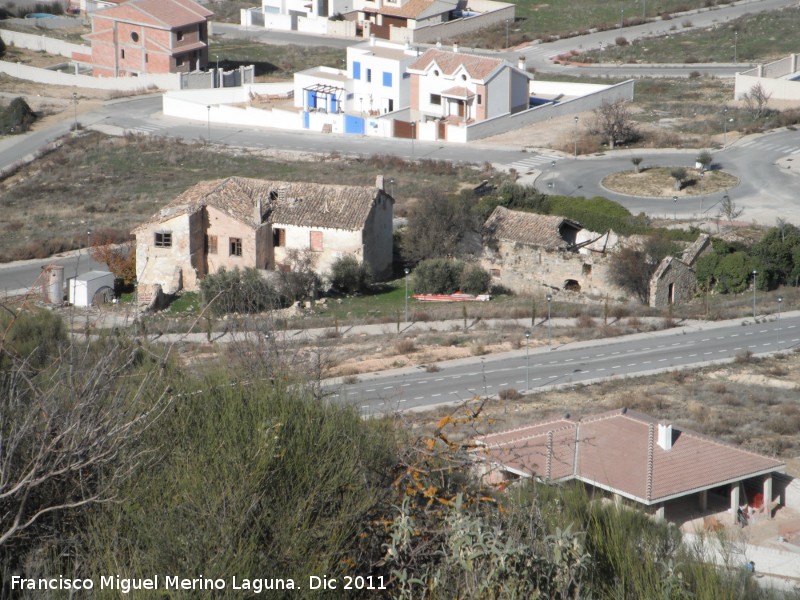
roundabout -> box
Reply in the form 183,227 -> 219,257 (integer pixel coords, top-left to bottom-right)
600,167 -> 739,199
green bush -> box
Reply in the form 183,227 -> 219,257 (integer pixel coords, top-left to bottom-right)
545,195 -> 648,235
0,98 -> 37,136
460,263 -> 490,295
413,258 -> 464,294
0,308 -> 66,370
200,267 -> 283,316
329,255 -> 371,294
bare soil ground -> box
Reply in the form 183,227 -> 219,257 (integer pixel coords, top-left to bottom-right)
602,167 -> 739,198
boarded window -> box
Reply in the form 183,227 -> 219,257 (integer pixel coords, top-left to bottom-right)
310,230 -> 323,251
206,235 -> 217,254
430,94 -> 441,105
229,237 -> 242,256
273,228 -> 286,247
154,232 -> 172,248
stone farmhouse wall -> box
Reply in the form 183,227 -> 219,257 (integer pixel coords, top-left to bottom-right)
480,240 -> 628,299
648,259 -> 695,308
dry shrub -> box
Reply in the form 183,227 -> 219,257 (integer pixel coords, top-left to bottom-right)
720,393 -> 741,406
610,305 -> 630,320
734,350 -> 753,364
471,344 -> 487,356
425,364 -> 441,373
777,404 -> 800,417
498,387 -> 521,401
575,314 -> 596,329
767,365 -> 788,377
510,307 -> 528,319
342,375 -> 359,384
412,311 -> 430,322
627,316 -> 642,330
687,400 -> 708,424
395,339 -> 416,354
710,382 -> 728,394
671,370 -> 687,384
767,414 -> 800,436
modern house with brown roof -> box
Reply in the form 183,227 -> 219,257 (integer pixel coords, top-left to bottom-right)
77,0 -> 213,77
132,176 -> 393,300
406,48 -> 531,126
474,409 -> 786,522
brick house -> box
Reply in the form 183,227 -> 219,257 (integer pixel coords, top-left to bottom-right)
132,176 -> 394,299
474,409 -> 786,523
406,48 -> 531,125
80,0 -> 213,77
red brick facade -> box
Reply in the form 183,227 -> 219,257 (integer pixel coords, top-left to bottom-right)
81,0 -> 212,77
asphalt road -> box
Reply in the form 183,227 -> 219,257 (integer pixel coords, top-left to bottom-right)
542,129 -> 800,224
329,312 -> 800,414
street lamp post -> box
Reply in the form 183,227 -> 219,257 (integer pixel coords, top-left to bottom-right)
87,229 -> 91,250
525,330 -> 530,391
505,18 -> 510,48
752,269 -> 757,320
734,31 -> 738,62
620,7 -> 624,29
673,195 -> 677,221
548,160 -> 556,192
723,107 -> 729,146
390,177 -> 395,197
700,171 -> 705,214
411,122 -> 415,157
573,116 -> 579,159
404,267 -> 410,322
206,105 -> 211,144
72,92 -> 78,130
546,294 -> 552,349
778,295 -> 783,344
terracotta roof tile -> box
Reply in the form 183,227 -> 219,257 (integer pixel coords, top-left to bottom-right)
95,0 -> 212,29
483,206 -> 581,249
474,410 -> 785,504
440,86 -> 475,98
408,49 -> 504,81
133,177 -> 384,233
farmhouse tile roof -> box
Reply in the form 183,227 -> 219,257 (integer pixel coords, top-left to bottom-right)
475,410 -> 785,504
483,206 -> 581,249
133,177 -> 384,233
408,49 -> 505,80
370,0 -> 456,20
94,0 -> 212,29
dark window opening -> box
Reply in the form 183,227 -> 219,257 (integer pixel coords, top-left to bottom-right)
273,228 -> 286,247
120,49 -> 125,59
582,263 -> 592,275
564,279 -> 581,292
430,94 -> 441,105
177,31 -> 184,41
155,232 -> 172,248
130,31 -> 139,42
229,237 -> 242,256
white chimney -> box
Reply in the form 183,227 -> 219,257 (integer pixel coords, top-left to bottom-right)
657,423 -> 673,451
369,33 -> 376,46
375,174 -> 385,191
436,40 -> 442,49
518,55 -> 526,70
452,41 -> 459,53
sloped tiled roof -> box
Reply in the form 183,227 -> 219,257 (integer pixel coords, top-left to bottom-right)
369,0 -> 456,19
483,206 -> 581,249
474,410 -> 785,504
133,177 -> 383,233
94,0 -> 212,29
440,86 -> 475,98
408,49 -> 505,81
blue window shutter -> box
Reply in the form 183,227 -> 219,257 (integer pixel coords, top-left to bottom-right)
383,72 -> 392,87
353,61 -> 361,79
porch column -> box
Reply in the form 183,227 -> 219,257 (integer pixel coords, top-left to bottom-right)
763,475 -> 773,519
698,490 -> 708,512
730,482 -> 740,514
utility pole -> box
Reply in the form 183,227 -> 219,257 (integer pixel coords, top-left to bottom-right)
525,330 -> 530,391
546,294 -> 552,349
206,105 -> 211,144
752,269 -> 757,320
404,267 -> 410,322
573,116 -> 579,158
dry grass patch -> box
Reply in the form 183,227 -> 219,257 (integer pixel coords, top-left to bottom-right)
601,168 -> 739,198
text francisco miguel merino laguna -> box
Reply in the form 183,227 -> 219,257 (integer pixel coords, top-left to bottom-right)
12,574 -> 388,593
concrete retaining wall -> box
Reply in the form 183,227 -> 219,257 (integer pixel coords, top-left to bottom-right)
0,59 -> 182,90
735,73 -> 800,102
0,28 -> 88,59
411,2 -> 514,44
464,79 -> 634,141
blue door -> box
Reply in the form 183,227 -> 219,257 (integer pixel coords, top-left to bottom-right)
344,115 -> 365,135
330,96 -> 338,113
306,90 -> 317,109
303,111 -> 310,129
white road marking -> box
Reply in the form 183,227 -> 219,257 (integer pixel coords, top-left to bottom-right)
367,389 -> 375,392
627,363 -> 637,367
658,358 -> 667,362
414,396 -> 423,400
432,393 -> 441,397
688,354 -> 697,357
643,360 -> 652,364
401,383 -> 410,387
612,365 -> 621,368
